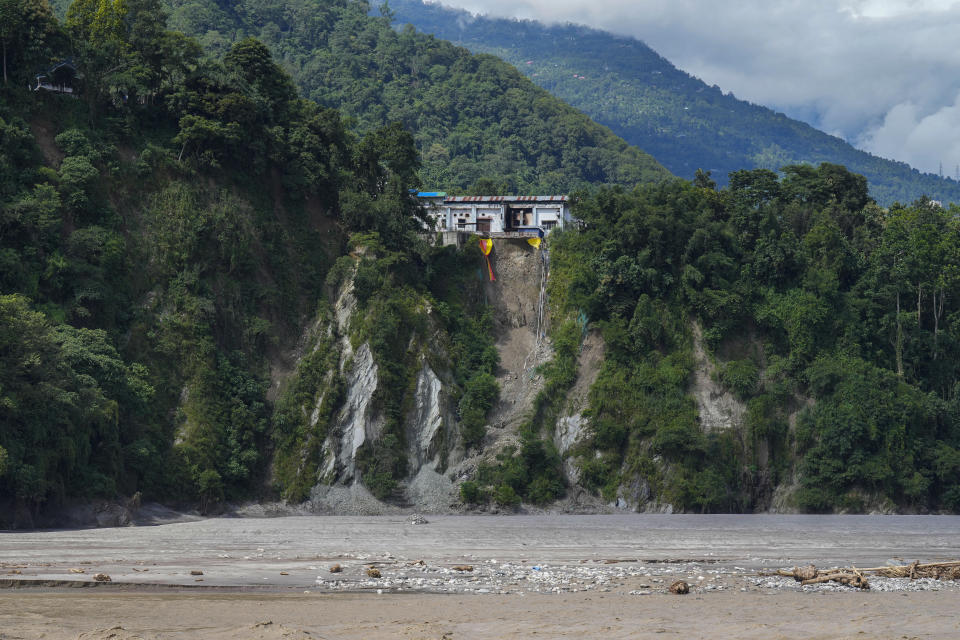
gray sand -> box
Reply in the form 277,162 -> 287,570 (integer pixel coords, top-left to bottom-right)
2,514 -> 959,638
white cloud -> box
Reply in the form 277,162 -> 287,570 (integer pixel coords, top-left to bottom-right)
434,0 -> 960,174
862,93 -> 960,177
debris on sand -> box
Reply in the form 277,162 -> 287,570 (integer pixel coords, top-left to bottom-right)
93,573 -> 112,582
366,567 -> 382,578
774,560 -> 960,590
329,564 -> 343,573
190,570 -> 204,576
69,568 -> 86,574
775,565 -> 869,589
871,560 -> 960,580
788,564 -> 818,581
409,513 -> 429,525
669,580 -> 689,594
452,565 -> 474,572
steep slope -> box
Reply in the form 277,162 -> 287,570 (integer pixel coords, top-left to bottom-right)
153,0 -> 671,192
0,0 -> 508,524
542,167 -> 960,514
279,238 -> 560,514
390,0 -> 960,206
17,0 -> 960,521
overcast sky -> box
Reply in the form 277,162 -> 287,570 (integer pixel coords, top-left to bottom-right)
432,0 -> 960,176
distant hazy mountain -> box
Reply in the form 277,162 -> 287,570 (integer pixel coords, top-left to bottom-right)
391,0 -> 960,206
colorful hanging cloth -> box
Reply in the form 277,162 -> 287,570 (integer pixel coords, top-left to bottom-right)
527,237 -> 541,249
479,238 -> 495,281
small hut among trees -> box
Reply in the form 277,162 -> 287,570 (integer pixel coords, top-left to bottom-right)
33,59 -> 78,94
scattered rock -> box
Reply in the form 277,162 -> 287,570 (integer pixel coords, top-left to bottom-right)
7,569 -> 22,575
668,580 -> 689,594
452,565 -> 474,572
329,564 -> 342,573
94,502 -> 133,528
93,573 -> 112,582
69,568 -> 86,574
366,568 -> 382,578
409,513 -> 429,525
190,570 -> 204,576
280,571 -> 289,575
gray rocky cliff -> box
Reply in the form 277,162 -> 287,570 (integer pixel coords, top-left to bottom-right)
278,239 -> 807,515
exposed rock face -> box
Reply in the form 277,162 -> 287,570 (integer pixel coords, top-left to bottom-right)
554,330 -> 605,484
555,414 -> 585,458
322,342 -> 381,484
484,240 -> 553,446
309,239 -> 555,512
295,239 -> 804,515
319,283 -> 380,485
486,239 -> 545,333
406,363 -> 448,471
403,361 -> 460,512
305,266 -> 463,512
690,321 -> 746,431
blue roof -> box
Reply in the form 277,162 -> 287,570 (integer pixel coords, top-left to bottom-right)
416,191 -> 447,197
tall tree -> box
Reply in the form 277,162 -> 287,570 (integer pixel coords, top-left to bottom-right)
0,0 -> 59,85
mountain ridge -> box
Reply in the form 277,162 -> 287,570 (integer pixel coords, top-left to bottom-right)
389,0 -> 960,206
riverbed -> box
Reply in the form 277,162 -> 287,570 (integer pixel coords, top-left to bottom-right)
1,514 -> 959,638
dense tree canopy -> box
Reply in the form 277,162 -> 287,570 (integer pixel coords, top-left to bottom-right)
153,0 -> 670,192
549,166 -> 960,511
6,0 -> 960,520
0,0 -> 444,519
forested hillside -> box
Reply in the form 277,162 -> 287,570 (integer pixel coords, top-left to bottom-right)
6,0 -> 960,522
0,0 -> 508,523
47,0 -> 670,193
541,167 -> 960,513
389,0 -> 960,206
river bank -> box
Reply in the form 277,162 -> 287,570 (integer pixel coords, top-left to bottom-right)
2,514 -> 959,638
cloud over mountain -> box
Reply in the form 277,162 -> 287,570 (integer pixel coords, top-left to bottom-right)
435,0 -> 960,175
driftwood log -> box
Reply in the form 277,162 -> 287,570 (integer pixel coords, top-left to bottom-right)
773,560 -> 960,589
776,565 -> 870,589
869,560 -> 960,580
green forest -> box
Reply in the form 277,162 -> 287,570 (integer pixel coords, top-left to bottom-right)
3,0 -> 960,522
549,167 -> 960,512
0,0 -> 509,522
46,0 -> 670,193
389,0 -> 960,207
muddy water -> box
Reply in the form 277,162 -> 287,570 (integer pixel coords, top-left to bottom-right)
2,514 -> 959,589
